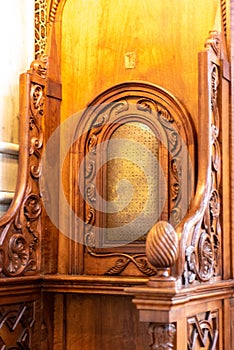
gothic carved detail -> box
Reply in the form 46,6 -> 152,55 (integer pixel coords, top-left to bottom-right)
148,323 -> 176,350
0,301 -> 36,349
78,84 -> 193,276
187,311 -> 219,349
35,0 -> 47,58
0,56 -> 46,277
183,32 -> 222,285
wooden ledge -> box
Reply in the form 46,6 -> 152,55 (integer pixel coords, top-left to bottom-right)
42,274 -> 148,295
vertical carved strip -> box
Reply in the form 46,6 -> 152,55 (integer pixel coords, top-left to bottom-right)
221,0 -> 227,37
35,0 -> 47,58
183,31 -> 222,285
0,55 -> 47,276
48,0 -> 61,26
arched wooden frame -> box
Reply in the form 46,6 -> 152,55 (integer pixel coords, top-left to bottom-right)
70,81 -> 195,273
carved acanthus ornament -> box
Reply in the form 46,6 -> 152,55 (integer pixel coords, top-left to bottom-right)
0,55 -> 47,276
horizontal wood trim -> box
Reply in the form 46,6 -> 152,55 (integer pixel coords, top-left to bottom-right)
42,275 -> 148,294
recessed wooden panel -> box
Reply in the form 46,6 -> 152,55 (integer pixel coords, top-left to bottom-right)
61,0 -> 219,129
64,294 -> 148,350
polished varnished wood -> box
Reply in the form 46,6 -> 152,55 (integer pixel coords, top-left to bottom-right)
0,0 -> 233,349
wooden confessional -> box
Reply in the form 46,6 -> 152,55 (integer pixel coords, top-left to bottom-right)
0,0 -> 233,349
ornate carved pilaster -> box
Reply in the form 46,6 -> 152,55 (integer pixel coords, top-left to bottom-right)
0,55 -> 47,277
183,31 -> 222,285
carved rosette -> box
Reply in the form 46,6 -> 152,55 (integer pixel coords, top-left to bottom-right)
148,323 -> 176,350
0,56 -> 47,277
183,31 -> 222,285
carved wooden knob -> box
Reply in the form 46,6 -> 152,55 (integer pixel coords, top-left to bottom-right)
146,221 -> 178,277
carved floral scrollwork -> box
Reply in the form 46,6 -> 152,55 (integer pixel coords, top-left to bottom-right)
82,93 -> 189,276
0,55 -> 46,277
7,235 -> 29,275
148,323 -> 176,350
29,82 -> 45,179
85,229 -> 156,276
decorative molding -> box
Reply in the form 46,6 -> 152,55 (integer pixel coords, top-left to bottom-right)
148,323 -> 176,350
187,311 -> 218,349
35,0 -> 47,58
221,0 -> 227,37
0,301 -> 36,349
48,0 -> 61,26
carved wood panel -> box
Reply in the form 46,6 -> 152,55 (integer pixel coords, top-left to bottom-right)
69,82 -> 195,276
187,311 -> 219,349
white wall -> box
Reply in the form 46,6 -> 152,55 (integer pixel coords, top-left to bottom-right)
0,1 -> 35,214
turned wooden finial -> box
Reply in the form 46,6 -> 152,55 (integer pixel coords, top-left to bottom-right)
146,221 -> 178,278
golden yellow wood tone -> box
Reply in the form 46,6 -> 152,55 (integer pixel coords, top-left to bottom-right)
0,0 -> 233,349
60,0 -> 219,129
